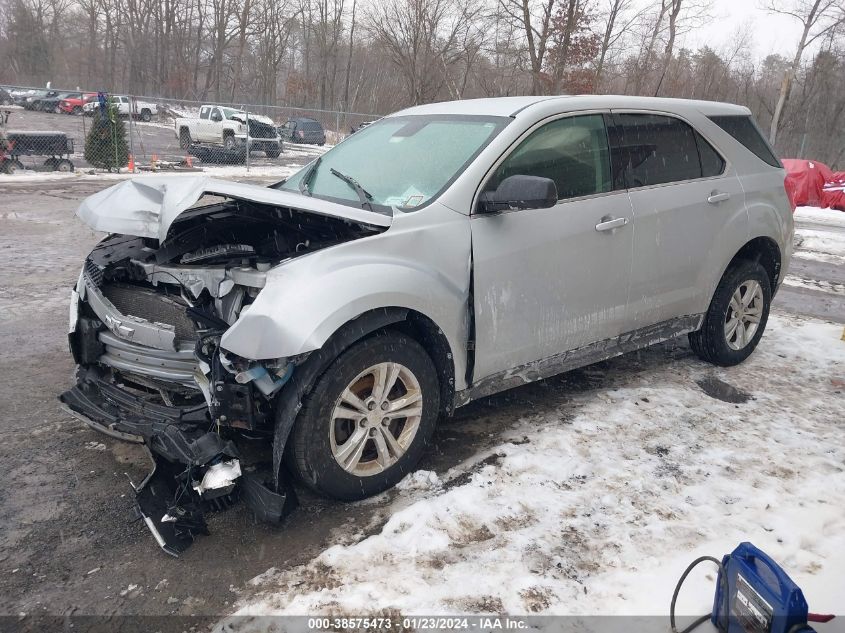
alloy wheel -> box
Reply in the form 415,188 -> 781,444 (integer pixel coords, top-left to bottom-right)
724,279 -> 764,350
329,362 -> 423,476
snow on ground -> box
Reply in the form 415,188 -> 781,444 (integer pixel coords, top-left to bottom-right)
795,228 -> 845,259
219,315 -> 844,626
794,207 -> 845,263
795,205 -> 845,227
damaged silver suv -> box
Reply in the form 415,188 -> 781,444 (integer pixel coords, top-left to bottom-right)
61,96 -> 792,553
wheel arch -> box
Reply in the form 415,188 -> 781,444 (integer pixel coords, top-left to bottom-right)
270,306 -> 457,489
725,236 -> 782,293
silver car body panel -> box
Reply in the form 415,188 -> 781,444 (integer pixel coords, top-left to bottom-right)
72,94 -> 792,406
220,201 -> 473,389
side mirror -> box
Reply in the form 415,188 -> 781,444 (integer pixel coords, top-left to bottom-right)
478,175 -> 558,213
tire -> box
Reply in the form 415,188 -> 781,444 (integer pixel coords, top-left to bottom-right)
3,159 -> 24,174
55,159 -> 74,172
688,260 -> 771,367
265,146 -> 281,158
287,331 -> 440,500
223,134 -> 237,151
140,109 -> 152,122
72,106 -> 82,115
179,128 -> 191,150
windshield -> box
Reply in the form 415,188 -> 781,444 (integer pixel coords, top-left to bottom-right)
279,114 -> 508,211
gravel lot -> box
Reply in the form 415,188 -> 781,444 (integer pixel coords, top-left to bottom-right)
0,173 -> 842,627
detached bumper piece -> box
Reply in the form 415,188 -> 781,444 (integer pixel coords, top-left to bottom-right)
59,369 -> 298,556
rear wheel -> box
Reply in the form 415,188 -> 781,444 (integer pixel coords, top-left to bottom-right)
55,159 -> 74,172
689,260 -> 771,366
140,109 -> 152,122
2,159 -> 24,174
287,332 -> 440,500
265,146 -> 281,158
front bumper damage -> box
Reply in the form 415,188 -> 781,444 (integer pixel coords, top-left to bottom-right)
60,367 -> 297,556
59,176 -> 391,555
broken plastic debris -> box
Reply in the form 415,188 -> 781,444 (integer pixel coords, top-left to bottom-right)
192,460 -> 242,496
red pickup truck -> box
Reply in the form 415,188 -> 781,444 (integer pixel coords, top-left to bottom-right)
59,92 -> 98,115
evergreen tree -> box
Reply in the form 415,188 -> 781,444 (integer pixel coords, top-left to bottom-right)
84,99 -> 129,171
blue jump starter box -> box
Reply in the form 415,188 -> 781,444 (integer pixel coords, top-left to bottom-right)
712,542 -> 811,633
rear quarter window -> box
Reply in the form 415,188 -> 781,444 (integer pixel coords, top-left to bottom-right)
708,115 -> 781,168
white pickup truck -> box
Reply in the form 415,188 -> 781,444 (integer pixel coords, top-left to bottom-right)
82,95 -> 159,122
174,105 -> 282,157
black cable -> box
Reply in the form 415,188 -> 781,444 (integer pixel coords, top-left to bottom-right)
670,555 -> 728,633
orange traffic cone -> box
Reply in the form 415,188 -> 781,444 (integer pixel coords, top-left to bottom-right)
128,154 -> 135,172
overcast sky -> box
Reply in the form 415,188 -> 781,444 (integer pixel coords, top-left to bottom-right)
647,0 -> 808,60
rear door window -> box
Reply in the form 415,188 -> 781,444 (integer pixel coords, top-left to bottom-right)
487,114 -> 612,201
613,113 -> 702,187
708,115 -> 781,168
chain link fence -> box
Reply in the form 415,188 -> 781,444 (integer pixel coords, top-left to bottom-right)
0,83 -> 380,175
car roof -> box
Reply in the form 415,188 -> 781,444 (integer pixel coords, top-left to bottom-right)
391,95 -> 749,119
291,117 -> 321,123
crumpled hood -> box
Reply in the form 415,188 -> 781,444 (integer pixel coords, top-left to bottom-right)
230,113 -> 274,126
76,175 -> 391,242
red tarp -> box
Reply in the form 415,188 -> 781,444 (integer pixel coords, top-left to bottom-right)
823,179 -> 845,212
782,159 -> 834,209
782,159 -> 845,211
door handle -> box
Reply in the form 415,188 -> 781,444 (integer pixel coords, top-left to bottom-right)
595,216 -> 628,232
707,191 -> 731,204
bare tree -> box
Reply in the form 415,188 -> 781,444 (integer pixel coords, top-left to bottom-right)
367,0 -> 482,104
498,0 -> 557,93
766,0 -> 845,145
595,0 -> 639,87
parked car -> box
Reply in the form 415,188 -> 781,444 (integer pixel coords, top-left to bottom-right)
32,91 -> 82,113
20,89 -> 53,109
279,117 -> 326,145
59,92 -> 98,115
83,95 -> 158,121
0,87 -> 12,106
61,96 -> 792,548
175,104 -> 282,157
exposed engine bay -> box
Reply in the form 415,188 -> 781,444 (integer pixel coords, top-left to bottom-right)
60,192 -> 386,555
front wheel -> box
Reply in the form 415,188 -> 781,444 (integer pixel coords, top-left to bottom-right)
286,332 -> 440,500
689,260 -> 772,366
